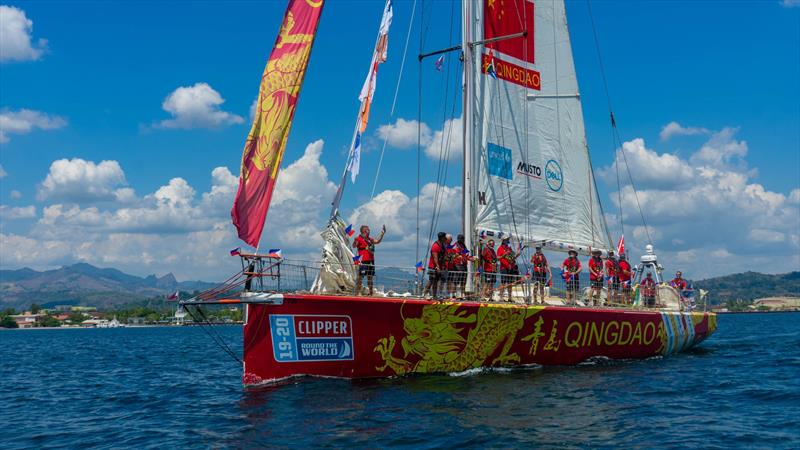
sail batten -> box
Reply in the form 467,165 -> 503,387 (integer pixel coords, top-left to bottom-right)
466,0 -> 612,252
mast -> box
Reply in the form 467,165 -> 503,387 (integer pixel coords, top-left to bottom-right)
462,0 -> 475,292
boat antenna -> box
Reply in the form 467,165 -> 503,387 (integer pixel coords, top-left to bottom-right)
586,0 -> 653,246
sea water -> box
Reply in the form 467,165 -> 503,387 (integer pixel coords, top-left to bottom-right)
1,313 -> 798,448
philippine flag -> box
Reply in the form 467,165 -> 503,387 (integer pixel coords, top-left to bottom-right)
167,291 -> 179,301
353,255 -> 362,265
345,224 -> 355,237
230,247 -> 241,256
415,261 -> 424,272
267,248 -> 282,259
617,235 -> 625,256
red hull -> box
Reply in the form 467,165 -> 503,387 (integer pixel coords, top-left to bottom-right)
242,294 -> 717,385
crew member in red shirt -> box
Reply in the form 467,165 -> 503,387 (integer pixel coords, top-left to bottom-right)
670,271 -> 688,291
448,234 -> 472,298
423,232 -> 448,299
641,272 -> 657,307
605,250 -> 619,304
530,246 -> 551,304
497,237 -> 519,302
562,249 -> 582,305
617,253 -> 632,304
481,239 -> 498,299
353,224 -> 385,296
588,249 -> 604,306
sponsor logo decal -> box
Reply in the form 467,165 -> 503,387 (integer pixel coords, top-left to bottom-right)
487,143 -> 513,180
269,314 -> 354,362
516,161 -> 542,179
545,159 -> 563,192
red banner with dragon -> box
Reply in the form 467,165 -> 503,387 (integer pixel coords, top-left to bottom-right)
231,0 -> 325,247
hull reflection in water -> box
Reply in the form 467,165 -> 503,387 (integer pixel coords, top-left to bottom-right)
242,294 -> 717,385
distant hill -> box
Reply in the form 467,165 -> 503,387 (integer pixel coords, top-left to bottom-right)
0,263 -> 218,310
693,271 -> 800,304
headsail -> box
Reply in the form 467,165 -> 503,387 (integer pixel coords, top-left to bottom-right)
465,0 -> 612,253
231,0 -> 325,247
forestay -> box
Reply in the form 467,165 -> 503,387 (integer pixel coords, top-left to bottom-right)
466,0 -> 612,254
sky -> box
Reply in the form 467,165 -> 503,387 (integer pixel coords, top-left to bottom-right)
1,0 -> 798,281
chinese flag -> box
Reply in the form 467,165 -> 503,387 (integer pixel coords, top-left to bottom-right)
484,0 -> 534,64
231,0 -> 325,248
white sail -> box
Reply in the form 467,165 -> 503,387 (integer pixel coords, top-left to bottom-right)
466,0 -> 612,254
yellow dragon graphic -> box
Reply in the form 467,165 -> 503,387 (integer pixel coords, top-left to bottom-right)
243,10 -> 318,182
374,302 -> 544,376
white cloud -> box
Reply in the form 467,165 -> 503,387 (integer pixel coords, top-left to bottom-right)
0,204 -> 36,219
425,116 -> 463,161
9,190 -> 22,199
249,96 -> 258,121
0,5 -> 47,63
781,0 -> 800,8
598,138 -> 694,190
0,109 -> 66,143
3,140 -> 343,279
0,164 -> 6,178
156,82 -> 244,129
600,127 -> 799,278
376,118 -> 432,149
659,121 -> 709,141
37,158 -> 130,203
689,127 -> 747,168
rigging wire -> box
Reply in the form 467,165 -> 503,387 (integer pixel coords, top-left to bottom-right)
370,0 -> 418,200
586,0 -> 652,245
184,305 -> 242,364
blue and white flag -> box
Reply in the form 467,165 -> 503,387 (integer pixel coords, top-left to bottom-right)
348,130 -> 362,183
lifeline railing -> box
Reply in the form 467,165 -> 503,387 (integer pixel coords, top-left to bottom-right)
211,255 -> 697,310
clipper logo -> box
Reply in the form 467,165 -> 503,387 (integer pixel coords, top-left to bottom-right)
269,314 -> 354,362
545,160 -> 563,192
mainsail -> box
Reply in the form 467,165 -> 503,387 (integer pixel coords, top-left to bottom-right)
231,0 -> 325,247
465,0 -> 612,254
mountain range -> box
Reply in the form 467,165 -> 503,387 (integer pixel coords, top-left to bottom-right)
0,263 -> 217,310
1,263 -> 797,310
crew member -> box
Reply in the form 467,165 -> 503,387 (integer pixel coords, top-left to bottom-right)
449,234 -> 472,298
605,250 -> 619,305
423,232 -> 448,299
443,234 -> 456,298
588,249 -> 604,306
530,246 -> 551,304
497,237 -> 519,303
641,272 -> 657,307
670,271 -> 688,291
617,253 -> 632,305
562,249 -> 582,305
353,224 -> 386,296
481,239 -> 498,299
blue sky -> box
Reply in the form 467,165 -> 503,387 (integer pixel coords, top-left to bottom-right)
1,0 -> 798,280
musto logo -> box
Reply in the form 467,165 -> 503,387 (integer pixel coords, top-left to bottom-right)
269,315 -> 354,362
545,159 -> 563,192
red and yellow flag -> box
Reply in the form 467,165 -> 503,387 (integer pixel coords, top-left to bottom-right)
231,0 -> 325,247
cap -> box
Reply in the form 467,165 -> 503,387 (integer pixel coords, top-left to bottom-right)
457,234 -> 465,241
437,231 -> 446,240
592,249 -> 601,254
502,237 -> 510,243
568,249 -> 578,256
620,253 -> 626,259
535,245 -> 542,250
